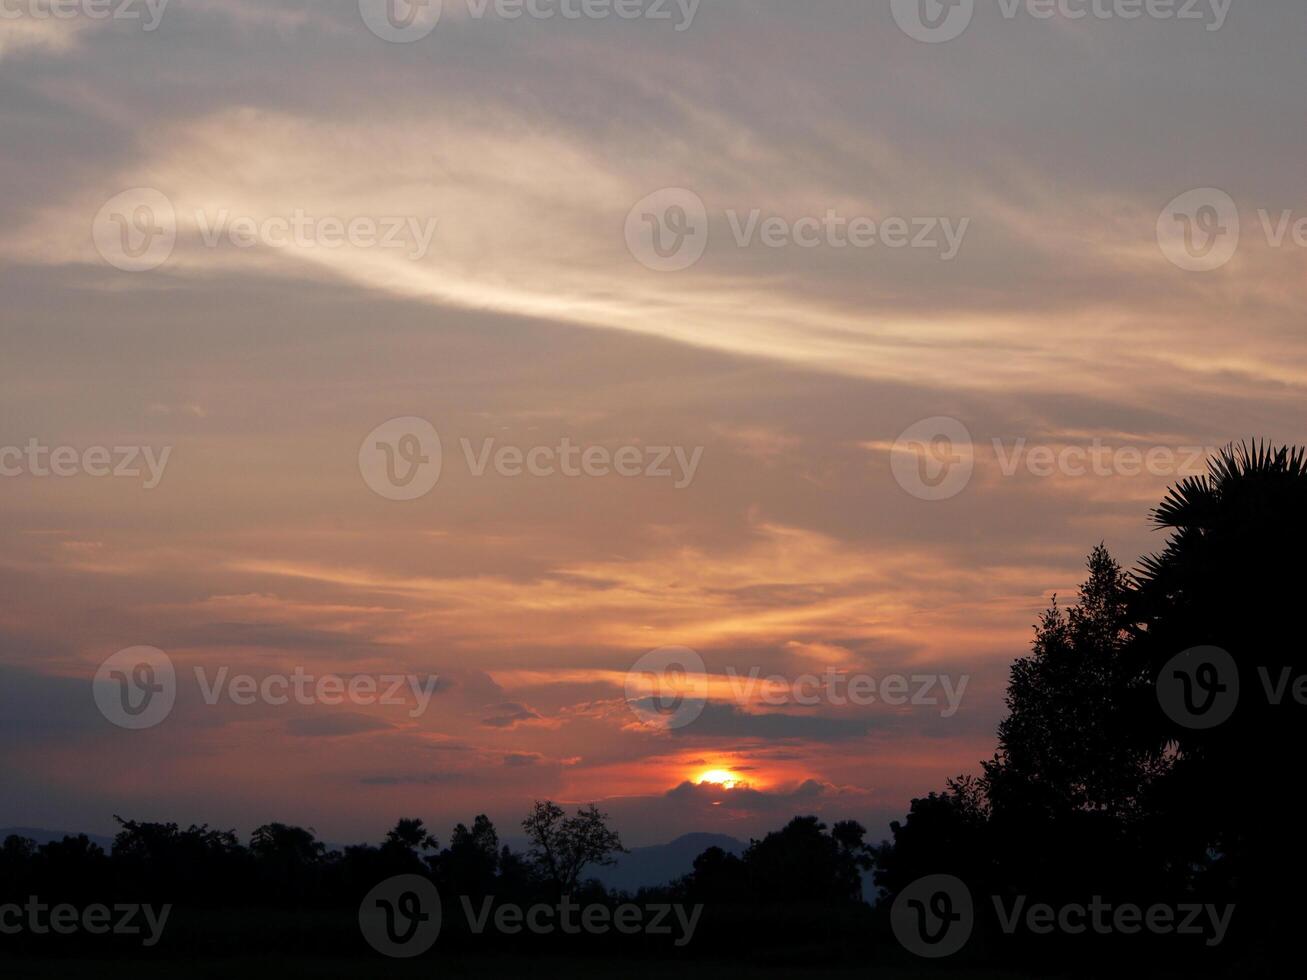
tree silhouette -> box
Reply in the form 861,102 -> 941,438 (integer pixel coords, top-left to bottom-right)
745,816 -> 872,904
872,443 -> 1307,967
249,823 -> 326,864
1133,440 -> 1307,957
440,814 -> 501,897
248,822 -> 327,902
521,801 -> 625,894
872,777 -> 991,899
677,816 -> 874,907
111,818 -> 248,904
977,546 -> 1180,901
985,545 -> 1165,823
383,817 -> 438,855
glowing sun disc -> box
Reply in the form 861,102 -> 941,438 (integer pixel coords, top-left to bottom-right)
697,769 -> 741,788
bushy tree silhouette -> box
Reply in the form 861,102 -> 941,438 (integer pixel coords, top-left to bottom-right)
681,816 -> 872,906
980,546 -> 1177,902
872,777 -> 991,899
744,816 -> 872,904
521,801 -> 626,895
439,814 -> 500,898
986,546 -> 1164,823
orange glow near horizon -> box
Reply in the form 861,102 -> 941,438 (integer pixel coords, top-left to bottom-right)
696,769 -> 746,789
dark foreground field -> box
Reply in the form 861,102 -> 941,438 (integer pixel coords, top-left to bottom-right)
0,956 -> 1221,980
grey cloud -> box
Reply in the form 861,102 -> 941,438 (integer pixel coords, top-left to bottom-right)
285,713 -> 393,737
481,702 -> 544,728
671,702 -> 872,741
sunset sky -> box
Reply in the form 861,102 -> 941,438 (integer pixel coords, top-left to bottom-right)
2,0 -> 1305,848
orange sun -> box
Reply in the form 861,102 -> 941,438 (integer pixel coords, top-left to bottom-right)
696,768 -> 744,789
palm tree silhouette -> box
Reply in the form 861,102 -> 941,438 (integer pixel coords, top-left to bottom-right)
1133,441 -> 1307,961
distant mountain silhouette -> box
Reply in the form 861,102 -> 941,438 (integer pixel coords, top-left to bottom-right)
0,827 -> 114,851
592,832 -> 745,893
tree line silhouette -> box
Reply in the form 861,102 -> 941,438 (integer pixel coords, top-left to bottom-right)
872,442 -> 1304,972
3,443 -> 1301,973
